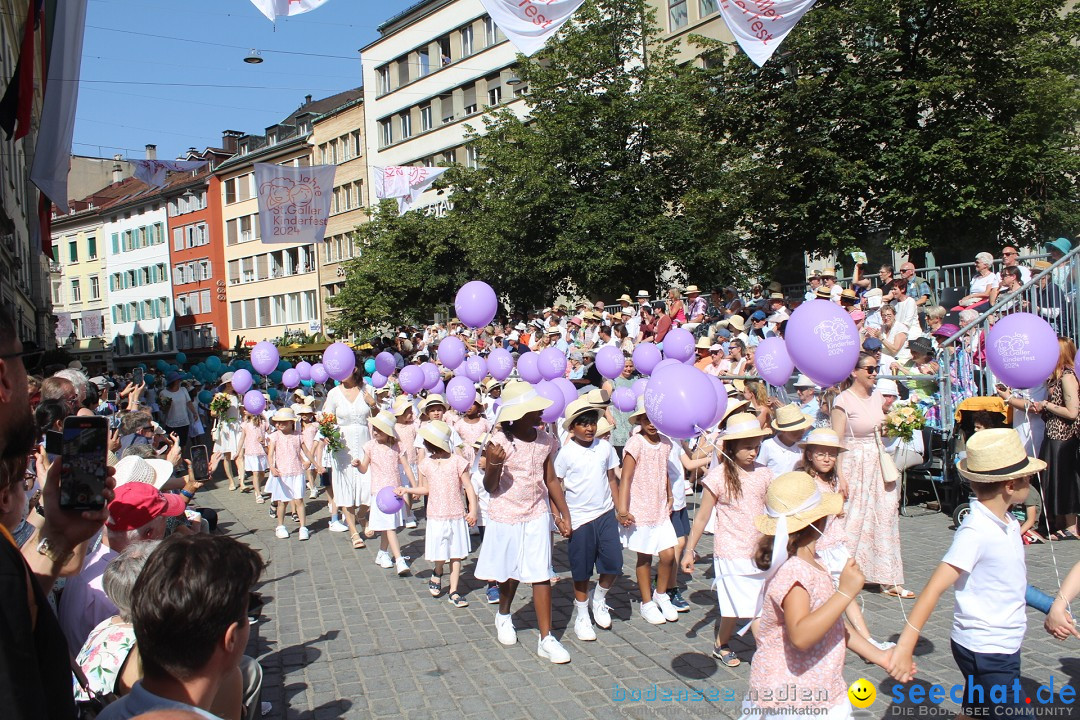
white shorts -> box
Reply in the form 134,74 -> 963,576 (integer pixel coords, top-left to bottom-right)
714,556 -> 768,619
424,517 -> 472,562
368,490 -> 405,532
268,473 -> 304,502
742,700 -> 852,720
474,514 -> 553,583
244,455 -> 268,473
817,545 -> 850,583
619,518 -> 677,556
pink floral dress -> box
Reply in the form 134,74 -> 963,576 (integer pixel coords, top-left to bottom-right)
363,439 -> 404,496
73,617 -> 136,701
270,432 -> 305,476
702,463 -> 772,561
486,429 -> 558,525
419,454 -> 470,521
241,421 -> 266,457
623,433 -> 672,528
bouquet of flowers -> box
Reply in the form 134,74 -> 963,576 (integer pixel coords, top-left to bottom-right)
318,413 -> 345,453
209,392 -> 232,416
884,403 -> 926,442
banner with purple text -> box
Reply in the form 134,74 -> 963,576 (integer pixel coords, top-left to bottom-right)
718,0 -> 816,67
255,163 -> 336,244
130,159 -> 208,189
478,0 -> 585,56
55,313 -> 72,343
82,311 -> 103,338
373,166 -> 448,215
250,0 -> 330,21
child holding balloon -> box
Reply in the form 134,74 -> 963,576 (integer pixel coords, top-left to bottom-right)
267,408 -> 311,541
358,410 -> 417,575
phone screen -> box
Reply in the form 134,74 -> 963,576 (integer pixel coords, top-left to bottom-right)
133,368 -> 144,386
190,444 -> 210,482
60,416 -> 108,511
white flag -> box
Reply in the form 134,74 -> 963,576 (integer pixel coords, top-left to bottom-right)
718,0 -> 816,67
478,0 -> 585,56
250,0 -> 330,21
55,313 -> 72,343
373,166 -> 411,200
130,160 -> 208,189
254,163 -> 336,244
374,166 -> 448,215
82,311 -> 103,337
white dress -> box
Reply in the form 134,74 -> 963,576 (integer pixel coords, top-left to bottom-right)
212,394 -> 241,455
323,384 -> 373,507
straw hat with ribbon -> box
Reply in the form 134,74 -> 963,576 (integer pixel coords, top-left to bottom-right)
369,410 -> 398,439
420,394 -> 447,412
814,287 -> 832,300
771,404 -> 814,433
494,381 -> 552,423
596,417 -> 614,437
562,395 -> 606,431
720,413 -> 771,441
755,471 -> 843,536
418,420 -> 454,453
270,408 -> 296,424
392,395 -> 413,417
798,427 -> 847,452
628,396 -> 648,421
957,428 -> 1046,483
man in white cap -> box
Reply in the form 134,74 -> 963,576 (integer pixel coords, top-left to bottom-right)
793,374 -> 820,418
636,290 -> 651,309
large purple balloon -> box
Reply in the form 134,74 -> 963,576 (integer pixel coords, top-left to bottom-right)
370,371 -> 388,389
662,328 -> 696,362
632,378 -> 648,397
488,348 -> 514,381
707,375 -> 729,428
643,365 -> 717,439
243,389 -> 266,415
375,352 -> 396,378
310,363 -> 329,384
986,312 -> 1060,389
322,342 -> 357,381
455,281 -> 499,329
282,368 -> 300,389
231,368 -> 253,395
464,355 -> 487,383
517,352 -> 543,384
785,301 -> 860,387
295,361 -> 312,381
420,362 -> 441,390
438,336 -> 466,370
399,365 -> 425,395
595,346 -> 625,380
611,386 -> 636,412
534,381 -> 566,423
755,336 -> 795,387
376,486 -> 404,514
446,376 -> 477,413
632,343 -> 662,376
251,341 -> 279,376
652,358 -> 682,376
553,378 -> 577,409
538,347 -> 567,380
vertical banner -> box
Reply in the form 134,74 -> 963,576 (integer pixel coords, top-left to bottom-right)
82,311 -> 103,337
55,312 -> 72,343
373,166 -> 448,215
250,0 -> 330,21
477,0 -> 586,56
718,0 -> 816,67
255,163 -> 336,244
130,159 -> 208,189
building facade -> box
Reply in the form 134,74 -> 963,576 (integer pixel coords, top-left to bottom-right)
49,209 -> 110,367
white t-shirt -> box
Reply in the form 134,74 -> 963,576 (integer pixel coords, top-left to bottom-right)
757,435 -> 803,476
159,388 -> 190,428
893,297 -> 921,340
666,442 -> 688,512
969,272 -> 1000,297
554,438 -> 618,530
941,500 -> 1026,654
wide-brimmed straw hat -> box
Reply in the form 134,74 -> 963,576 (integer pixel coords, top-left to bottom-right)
957,428 -> 1046,483
392,395 -> 413,417
755,471 -> 844,535
798,427 -> 846,452
618,294 -> 633,304
270,408 -> 296,423
725,315 -> 745,332
295,405 -> 315,416
418,420 -> 454,453
695,336 -> 712,350
596,417 -> 614,437
721,413 -> 771,441
771,404 -> 814,432
820,267 -> 836,278
814,287 -> 832,300
628,396 -> 648,421
685,285 -> 701,295
369,410 -> 398,439
420,393 -> 447,411
496,381 -> 552,422
562,395 -> 606,431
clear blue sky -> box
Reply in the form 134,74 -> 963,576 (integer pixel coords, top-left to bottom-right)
75,0 -> 418,160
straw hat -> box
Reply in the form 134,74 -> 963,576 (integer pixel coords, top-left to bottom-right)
497,381 -> 552,422
420,393 -> 447,411
392,395 -> 413,417
369,410 -> 398,439
585,388 -> 610,405
876,378 -> 900,397
685,285 -> 701,295
721,398 -> 750,424
726,315 -> 745,332
957,428 -> 1046,483
270,407 -> 296,423
771,404 -> 814,432
595,417 -> 614,437
628,396 -> 648,421
636,290 -> 650,298
840,288 -> 857,302
219,371 -> 234,384
695,336 -> 712,350
295,405 -> 315,416
798,428 -> 846,451
114,455 -> 175,490
562,395 -> 606,430
755,472 -> 844,535
721,413 -> 771,441
418,419 -> 453,453
482,378 -> 503,392
821,267 -> 836,278
793,374 -> 818,389
545,326 -> 561,336
1033,260 -> 1052,271
618,294 -> 633,304
814,287 -> 832,300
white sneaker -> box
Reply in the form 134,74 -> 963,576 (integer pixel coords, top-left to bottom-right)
405,519 -> 418,529
640,601 -> 666,625
308,487 -> 319,499
495,613 -> 517,645
869,638 -> 896,651
537,634 -> 571,664
298,527 -> 310,541
654,592 -> 679,622
395,556 -> 410,575
274,525 -> 289,539
591,595 -> 612,630
573,607 -> 596,641
328,520 -> 349,533
376,550 -> 393,569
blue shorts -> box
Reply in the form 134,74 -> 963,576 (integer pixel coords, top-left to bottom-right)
567,509 -> 623,582
669,507 -> 690,538
950,639 -> 1028,718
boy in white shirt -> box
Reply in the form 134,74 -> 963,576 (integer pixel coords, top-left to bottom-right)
757,404 -> 813,476
889,429 -> 1044,718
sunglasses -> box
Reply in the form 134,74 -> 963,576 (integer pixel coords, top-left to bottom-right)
860,365 -> 880,374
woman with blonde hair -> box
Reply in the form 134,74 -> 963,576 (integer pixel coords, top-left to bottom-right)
1038,337 -> 1080,540
742,379 -> 774,429
667,288 -> 686,327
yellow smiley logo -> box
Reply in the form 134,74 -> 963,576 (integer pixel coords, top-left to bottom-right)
848,678 -> 877,708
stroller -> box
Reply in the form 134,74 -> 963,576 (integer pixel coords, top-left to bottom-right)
948,396 -> 1011,526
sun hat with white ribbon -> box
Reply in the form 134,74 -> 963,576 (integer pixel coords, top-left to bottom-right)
418,420 -> 454,453
368,410 -> 398,439
494,380 -> 551,423
720,413 -> 771,441
770,403 -> 813,433
755,471 -> 843,538
798,427 -> 847,452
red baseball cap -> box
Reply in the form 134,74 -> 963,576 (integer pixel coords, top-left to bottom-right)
107,482 -> 186,531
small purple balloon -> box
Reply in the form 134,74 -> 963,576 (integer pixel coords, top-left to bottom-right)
431,379 -> 446,394
553,378 -> 578,409
322,342 -> 357,382
399,365 -> 425,395
295,361 -> 312,381
538,346 -> 568,381
488,347 -> 514,381
446,376 -> 478,413
611,386 -> 636,412
707,375 -> 729,428
786,301 -> 860,387
464,355 -> 488,383
438,336 -> 467,370
986,312 -> 1060,389
632,378 -> 648,397
310,363 -> 329,384
282,368 -> 300,389
231,368 -> 253,395
755,336 -> 795,387
595,346 -> 625,380
632,343 -> 662,376
455,280 -> 499,329
662,328 -> 695,362
251,341 -> 279,376
375,352 -> 396,378
643,365 -> 716,439
420,362 -> 441,390
517,352 -> 543,384
370,371 -> 388,389
376,486 -> 404,515
243,389 -> 266,415
534,380 -> 566,423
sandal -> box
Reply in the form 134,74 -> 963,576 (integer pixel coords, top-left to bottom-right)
428,575 -> 443,597
229,483 -> 237,491
363,526 -> 375,539
447,591 -> 469,608
712,645 -> 741,667
255,496 -> 266,504
350,532 -> 365,549
1051,529 -> 1079,541
882,585 -> 917,599
240,486 -> 252,494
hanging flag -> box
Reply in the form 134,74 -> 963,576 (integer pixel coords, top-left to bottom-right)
0,0 -> 44,140
717,0 -> 816,67
254,163 -> 336,245
55,312 -> 72,343
477,0 -> 585,56
130,159 -> 208,189
373,166 -> 449,215
250,0 -> 330,21
30,0 -> 87,213
82,311 -> 103,337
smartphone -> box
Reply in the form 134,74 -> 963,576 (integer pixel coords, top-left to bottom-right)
60,415 -> 108,512
190,444 -> 210,482
133,368 -> 144,386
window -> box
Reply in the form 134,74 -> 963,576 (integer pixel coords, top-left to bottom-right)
200,290 -> 211,313
669,0 -> 688,30
380,119 -> 393,147
226,219 -> 238,245
225,178 -> 236,204
397,57 -> 409,86
177,294 -> 188,316
378,66 -> 391,94
90,276 -> 100,300
399,112 -> 412,139
700,0 -> 718,15
417,49 -> 429,77
461,24 -> 474,57
175,264 -> 186,284
463,84 -> 477,115
485,16 -> 498,46
352,130 -> 363,157
51,280 -> 62,304
240,215 -> 253,243
68,241 -> 78,263
111,233 -> 119,254
487,76 -> 502,106
87,236 -> 97,259
466,145 -> 480,169
70,279 -> 81,302
442,149 -> 456,165
228,259 -> 240,285
440,93 -> 455,124
438,36 -> 452,65
173,227 -> 184,251
420,104 -> 432,132
200,260 -> 211,281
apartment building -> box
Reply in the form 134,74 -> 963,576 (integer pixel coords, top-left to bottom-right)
49,208 -> 109,366
649,0 -> 734,64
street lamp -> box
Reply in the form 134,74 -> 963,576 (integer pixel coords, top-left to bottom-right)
244,49 -> 264,64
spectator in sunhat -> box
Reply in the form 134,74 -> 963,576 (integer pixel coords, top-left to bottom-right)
684,285 -> 708,332
1044,237 -> 1073,292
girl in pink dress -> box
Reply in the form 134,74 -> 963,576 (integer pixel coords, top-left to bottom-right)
267,408 -> 311,541
400,420 -> 478,608
681,412 -> 772,667
358,411 -> 416,575
236,411 -> 267,501
617,401 -> 678,626
298,406 -> 320,498
393,397 -> 419,527
746,471 -> 889,719
454,399 -> 491,449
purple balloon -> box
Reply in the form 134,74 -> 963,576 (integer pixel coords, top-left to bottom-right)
662,328 -> 696,362
611,386 -> 636,412
785,301 -> 860,387
438,336 -> 467,370
295,361 -> 312,381
376,486 -> 404,514
455,281 -> 499,329
282,368 -> 300,389
553,378 -> 578,409
251,341 -> 279,376
399,365 -> 425,395
375,352 -> 396,378
517,352 -> 543,384
986,312 -> 1060,389
707,375 -> 729,428
370,371 -> 388,389
595,346 -> 626,380
643,365 -> 716,439
488,347 -> 514,381
322,342 -> 357,382
431,379 -> 446,394
632,343 -> 662,376
534,380 -> 566,423
310,363 -> 329,384
243,389 -> 266,415
464,355 -> 488,383
231,368 -> 253,395
755,336 -> 795,386
632,378 -> 648,397
652,358 -> 682,376
538,347 -> 567,380
420,362 -> 441,390
446,376 -> 478,413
